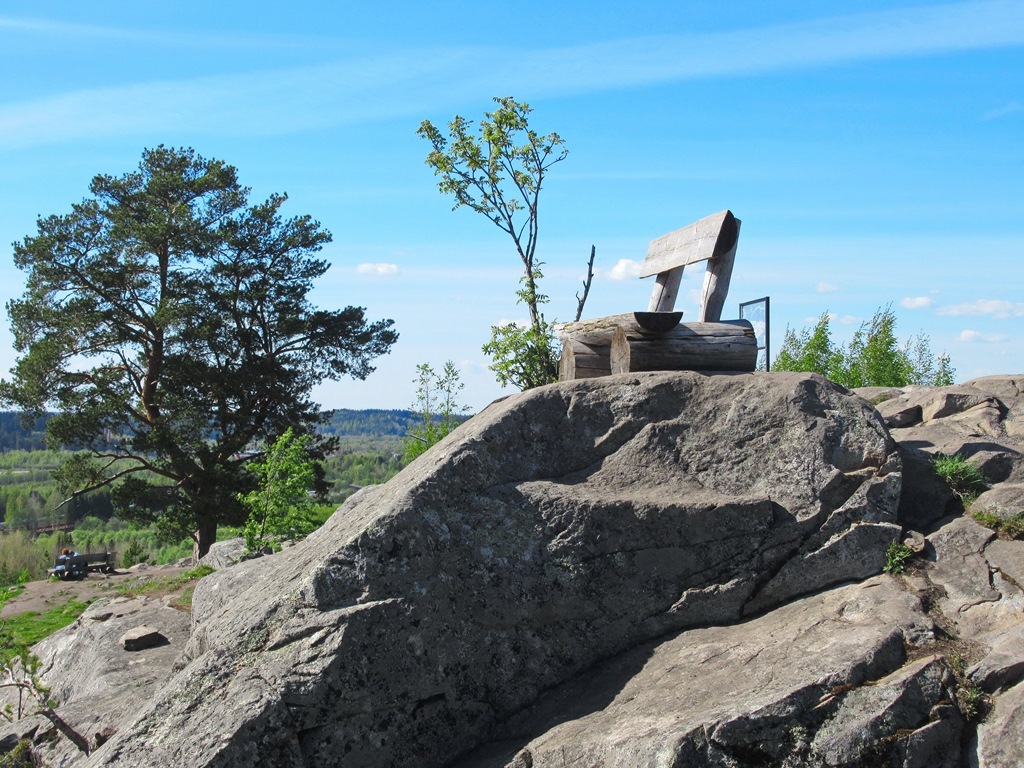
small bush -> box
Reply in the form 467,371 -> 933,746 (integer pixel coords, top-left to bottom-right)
883,541 -> 915,574
947,651 -> 987,722
0,530 -> 49,586
932,453 -> 988,503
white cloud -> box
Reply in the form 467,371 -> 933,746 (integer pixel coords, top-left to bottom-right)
356,262 -> 399,276
3,1 -> 1024,147
816,282 -> 839,293
900,296 -> 934,309
958,329 -> 1009,343
601,259 -> 644,281
938,299 -> 1024,318
838,315 -> 860,326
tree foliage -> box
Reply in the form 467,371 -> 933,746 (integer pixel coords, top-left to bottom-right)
773,305 -> 955,387
772,313 -> 840,379
239,428 -> 321,553
0,146 -> 397,557
402,361 -> 469,463
418,97 -> 591,390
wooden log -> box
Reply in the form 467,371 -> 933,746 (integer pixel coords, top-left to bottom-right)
556,312 -> 684,380
610,320 -> 757,374
555,312 -> 683,344
697,218 -> 740,322
560,339 -> 611,380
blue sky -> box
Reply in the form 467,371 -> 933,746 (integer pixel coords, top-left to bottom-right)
1,0 -> 1021,412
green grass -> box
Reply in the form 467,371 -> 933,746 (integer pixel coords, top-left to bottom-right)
175,584 -> 200,611
971,508 -> 1024,540
114,564 -> 216,599
932,452 -> 988,504
0,584 -> 25,603
0,599 -> 94,661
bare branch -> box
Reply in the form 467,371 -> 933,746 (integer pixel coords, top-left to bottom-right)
575,245 -> 596,322
0,634 -> 92,755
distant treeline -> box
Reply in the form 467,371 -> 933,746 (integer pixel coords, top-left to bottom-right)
0,409 -> 472,448
0,408 -> 477,527
0,413 -> 49,452
320,409 -> 471,437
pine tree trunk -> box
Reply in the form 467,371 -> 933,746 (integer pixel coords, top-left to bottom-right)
193,518 -> 218,562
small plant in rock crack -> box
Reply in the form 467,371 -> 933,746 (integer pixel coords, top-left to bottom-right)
971,508 -> 1024,540
932,452 -> 988,504
958,683 -> 986,722
883,541 -> 915,574
948,651 -> 988,722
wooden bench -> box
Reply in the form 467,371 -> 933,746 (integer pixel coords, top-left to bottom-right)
557,210 -> 756,379
50,552 -> 117,580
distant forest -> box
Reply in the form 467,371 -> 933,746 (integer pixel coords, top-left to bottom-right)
0,409 -> 473,452
0,408 -> 476,529
0,413 -> 49,452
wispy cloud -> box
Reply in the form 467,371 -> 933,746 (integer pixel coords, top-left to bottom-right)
938,298 -> 1024,318
816,282 -> 839,293
3,1 -> 1024,148
958,329 -> 1009,342
0,15 -> 328,50
0,49 -> 486,147
356,262 -> 399,276
900,296 -> 934,309
982,101 -> 1023,120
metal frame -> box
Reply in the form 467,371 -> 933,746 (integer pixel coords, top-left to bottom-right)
738,296 -> 771,372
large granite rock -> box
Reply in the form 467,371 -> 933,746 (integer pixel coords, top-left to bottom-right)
462,497 -> 1024,767
456,578 -> 955,768
84,371 -> 902,767
198,537 -> 246,569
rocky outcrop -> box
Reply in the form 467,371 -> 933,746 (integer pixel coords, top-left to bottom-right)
455,578 -> 955,767
82,371 -> 901,767
871,375 -> 1023,529
8,371 -> 1024,767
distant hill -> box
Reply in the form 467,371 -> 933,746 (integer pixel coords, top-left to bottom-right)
321,409 -> 425,437
0,409 -> 472,453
